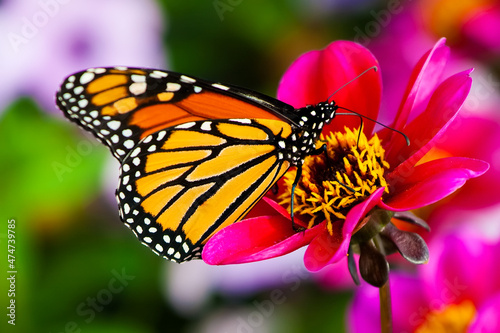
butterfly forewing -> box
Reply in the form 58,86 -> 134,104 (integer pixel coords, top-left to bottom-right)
56,67 -> 296,162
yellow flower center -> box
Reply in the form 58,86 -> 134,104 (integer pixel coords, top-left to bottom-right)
415,300 -> 477,333
279,127 -> 390,234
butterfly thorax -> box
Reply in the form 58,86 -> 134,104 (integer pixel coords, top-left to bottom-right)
287,101 -> 338,166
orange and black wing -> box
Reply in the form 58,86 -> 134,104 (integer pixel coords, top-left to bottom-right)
56,67 -> 298,262
117,118 -> 292,262
56,67 -> 296,162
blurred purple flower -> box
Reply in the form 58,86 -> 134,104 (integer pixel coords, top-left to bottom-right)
0,0 -> 166,113
348,221 -> 500,332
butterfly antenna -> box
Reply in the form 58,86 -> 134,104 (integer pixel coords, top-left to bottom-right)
327,66 -> 378,102
337,107 -> 410,146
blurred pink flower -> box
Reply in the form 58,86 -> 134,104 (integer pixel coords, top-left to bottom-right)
366,5 -> 500,124
203,39 -> 488,284
0,0 -> 166,113
348,222 -> 500,332
419,0 -> 500,58
353,4 -> 500,236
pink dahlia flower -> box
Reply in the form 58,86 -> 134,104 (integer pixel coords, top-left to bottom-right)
202,39 -> 488,286
348,223 -> 500,332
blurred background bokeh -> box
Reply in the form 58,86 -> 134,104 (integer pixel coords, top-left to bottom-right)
1,0 -> 499,332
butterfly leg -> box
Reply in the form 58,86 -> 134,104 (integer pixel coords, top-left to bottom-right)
290,144 -> 327,231
290,164 -> 302,231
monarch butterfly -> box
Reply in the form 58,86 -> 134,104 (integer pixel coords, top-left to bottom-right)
56,66 -> 385,263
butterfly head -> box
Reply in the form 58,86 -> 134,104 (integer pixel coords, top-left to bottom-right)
287,101 -> 339,165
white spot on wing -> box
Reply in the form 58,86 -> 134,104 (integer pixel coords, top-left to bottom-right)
73,86 -> 84,94
131,74 -> 146,82
130,147 -> 141,157
124,140 -> 135,149
151,70 -> 168,78
176,122 -> 195,129
80,72 -> 95,84
212,83 -> 230,90
230,119 -> 252,124
166,82 -> 181,92
157,131 -> 167,141
107,120 -> 121,130
201,122 -> 212,131
180,75 -> 196,83
129,82 -> 147,95
122,129 -> 133,137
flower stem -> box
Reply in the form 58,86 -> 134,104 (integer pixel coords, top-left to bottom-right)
379,278 -> 392,333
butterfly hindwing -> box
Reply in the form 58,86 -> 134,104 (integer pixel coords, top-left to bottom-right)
116,118 -> 292,261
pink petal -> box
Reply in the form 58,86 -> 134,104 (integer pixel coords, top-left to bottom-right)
433,115 -> 500,209
202,215 -> 325,265
462,6 -> 500,53
277,41 -> 382,137
304,188 -> 385,271
260,196 -> 308,229
469,292 -> 500,333
344,187 -> 386,236
386,69 -> 472,172
383,157 -> 489,211
303,223 -> 344,272
379,38 -> 449,143
243,195 -> 282,219
313,255 -> 359,290
420,231 -> 500,309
